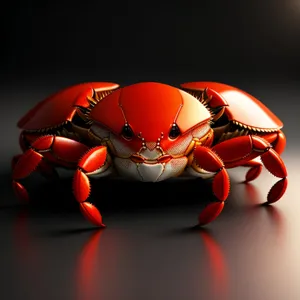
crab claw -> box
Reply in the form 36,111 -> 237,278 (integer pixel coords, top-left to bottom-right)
193,146 -> 230,225
204,87 -> 229,108
79,202 -> 105,227
73,146 -> 107,227
267,178 -> 288,204
73,87 -> 95,108
180,82 -> 229,108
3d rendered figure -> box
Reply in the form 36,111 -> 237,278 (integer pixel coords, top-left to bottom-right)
12,81 -> 288,227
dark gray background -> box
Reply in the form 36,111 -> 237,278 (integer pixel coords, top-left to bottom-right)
1,1 -> 300,300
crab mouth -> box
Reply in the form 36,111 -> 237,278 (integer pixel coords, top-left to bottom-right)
130,154 -> 173,164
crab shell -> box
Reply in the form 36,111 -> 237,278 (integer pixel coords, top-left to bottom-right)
17,82 -> 120,130
180,81 -> 282,132
88,82 -> 211,153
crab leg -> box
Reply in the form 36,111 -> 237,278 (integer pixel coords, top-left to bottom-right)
212,135 -> 288,203
12,134 -> 89,201
254,130 -> 286,156
272,130 -> 286,155
193,145 -> 230,225
12,134 -> 109,227
12,154 -> 23,170
237,130 -> 286,182
12,153 -> 59,181
73,146 -> 107,227
242,160 -> 263,182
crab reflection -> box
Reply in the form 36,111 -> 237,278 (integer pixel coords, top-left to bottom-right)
11,180 -> 286,300
244,182 -> 285,243
75,229 -> 104,300
198,229 -> 229,300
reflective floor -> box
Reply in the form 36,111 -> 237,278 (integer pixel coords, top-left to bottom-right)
0,151 -> 299,300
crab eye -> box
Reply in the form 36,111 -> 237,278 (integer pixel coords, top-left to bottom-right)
169,123 -> 181,139
121,123 -> 134,140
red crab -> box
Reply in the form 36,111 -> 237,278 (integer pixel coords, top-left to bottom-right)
12,81 -> 288,227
